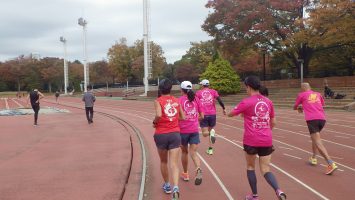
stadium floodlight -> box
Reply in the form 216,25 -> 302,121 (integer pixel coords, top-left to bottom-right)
78,17 -> 89,92
60,36 -> 69,94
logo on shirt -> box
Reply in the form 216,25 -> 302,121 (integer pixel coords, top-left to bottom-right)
183,100 -> 197,120
308,93 -> 320,104
252,101 -> 270,129
201,90 -> 213,105
164,99 -> 178,121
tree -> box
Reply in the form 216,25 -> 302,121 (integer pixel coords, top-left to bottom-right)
90,60 -> 114,88
38,57 -> 63,93
200,55 -> 241,94
107,38 -> 132,82
175,61 -> 200,83
181,41 -> 216,73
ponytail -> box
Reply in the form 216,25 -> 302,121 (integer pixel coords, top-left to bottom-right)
186,89 -> 195,102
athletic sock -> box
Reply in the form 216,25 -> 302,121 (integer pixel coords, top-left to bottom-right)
247,170 -> 258,195
264,172 -> 279,191
327,160 -> 334,165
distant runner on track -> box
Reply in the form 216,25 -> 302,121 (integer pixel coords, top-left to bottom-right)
153,79 -> 185,200
55,91 -> 60,104
196,79 -> 226,155
82,86 -> 96,124
294,82 -> 338,175
178,81 -> 204,185
228,76 -> 286,200
27,89 -> 44,126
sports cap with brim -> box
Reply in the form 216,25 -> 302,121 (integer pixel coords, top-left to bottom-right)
200,79 -> 209,86
181,81 -> 193,90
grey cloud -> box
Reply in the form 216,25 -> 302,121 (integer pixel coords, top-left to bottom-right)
0,0 -> 211,63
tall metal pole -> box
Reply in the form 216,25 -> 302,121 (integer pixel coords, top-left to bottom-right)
78,17 -> 88,92
143,0 -> 149,96
60,36 -> 68,94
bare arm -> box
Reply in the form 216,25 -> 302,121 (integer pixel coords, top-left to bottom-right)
153,100 -> 162,127
271,117 -> 276,130
179,106 -> 185,120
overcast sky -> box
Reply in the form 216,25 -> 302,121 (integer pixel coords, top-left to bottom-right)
0,0 -> 212,64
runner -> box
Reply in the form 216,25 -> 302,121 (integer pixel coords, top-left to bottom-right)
153,79 -> 185,200
228,76 -> 286,200
294,82 -> 338,175
55,91 -> 60,104
27,89 -> 44,126
178,81 -> 204,185
82,86 -> 96,124
196,79 -> 226,155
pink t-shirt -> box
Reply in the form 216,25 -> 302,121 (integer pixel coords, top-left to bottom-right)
294,90 -> 325,121
196,88 -> 219,115
179,96 -> 203,134
231,94 -> 275,147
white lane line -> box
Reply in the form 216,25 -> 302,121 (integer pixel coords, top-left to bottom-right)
279,146 -> 293,151
334,135 -> 350,139
215,121 -> 355,173
327,122 -> 355,129
320,164 -> 344,172
197,153 -> 234,200
4,98 -> 9,109
326,129 -> 355,137
12,98 -> 23,108
274,135 -> 285,138
88,106 -> 235,200
274,139 -> 355,172
283,153 -> 302,160
219,136 -> 330,200
274,128 -> 355,151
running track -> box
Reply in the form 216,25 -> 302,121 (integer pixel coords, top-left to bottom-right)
1,97 -> 355,199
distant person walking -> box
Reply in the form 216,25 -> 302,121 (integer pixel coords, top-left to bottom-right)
82,86 -> 96,124
55,91 -> 60,103
153,79 -> 185,200
294,83 -> 338,175
196,79 -> 226,155
27,89 -> 44,126
178,81 -> 204,185
228,76 -> 286,200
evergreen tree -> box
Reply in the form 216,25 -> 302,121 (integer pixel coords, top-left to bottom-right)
200,55 -> 241,94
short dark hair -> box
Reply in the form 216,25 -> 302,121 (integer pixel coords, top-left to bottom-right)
158,79 -> 172,95
244,76 -> 261,91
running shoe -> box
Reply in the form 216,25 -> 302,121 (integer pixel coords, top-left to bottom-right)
194,168 -> 202,185
325,162 -> 338,175
245,194 -> 259,200
308,157 -> 317,165
276,189 -> 287,200
206,147 -> 213,155
172,186 -> 179,200
162,183 -> 172,194
181,172 -> 189,181
210,129 -> 216,144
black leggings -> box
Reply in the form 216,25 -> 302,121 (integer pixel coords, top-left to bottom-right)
85,107 -> 94,122
31,104 -> 40,124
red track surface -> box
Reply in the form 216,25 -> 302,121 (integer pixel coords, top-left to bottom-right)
1,96 -> 354,200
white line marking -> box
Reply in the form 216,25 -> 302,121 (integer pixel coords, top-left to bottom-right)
11,98 -> 23,107
4,98 -> 9,109
87,106 -> 235,200
279,146 -> 293,151
274,139 -> 355,172
219,136 -> 330,200
334,135 -> 350,139
326,129 -> 355,137
197,153 -> 234,200
283,153 -> 302,160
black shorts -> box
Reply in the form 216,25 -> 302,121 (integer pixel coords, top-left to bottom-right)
31,104 -> 40,112
243,144 -> 275,157
200,115 -> 216,128
306,120 -> 326,134
180,133 -> 200,146
154,132 -> 181,150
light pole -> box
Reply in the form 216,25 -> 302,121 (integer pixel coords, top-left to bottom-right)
60,36 -> 69,94
143,0 -> 152,96
78,17 -> 89,92
298,59 -> 304,84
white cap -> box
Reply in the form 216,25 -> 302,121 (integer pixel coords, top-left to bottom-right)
200,79 -> 209,86
180,81 -> 193,90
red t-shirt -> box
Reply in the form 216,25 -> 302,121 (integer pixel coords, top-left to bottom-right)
155,95 -> 181,134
